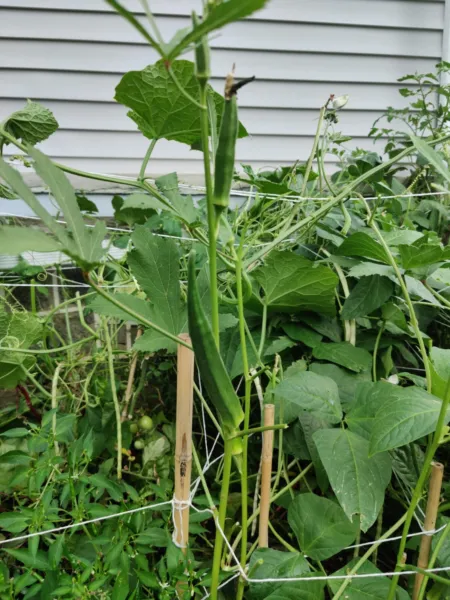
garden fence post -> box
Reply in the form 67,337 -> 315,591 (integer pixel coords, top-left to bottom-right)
259,403 -> 275,548
173,333 -> 194,553
413,461 -> 444,599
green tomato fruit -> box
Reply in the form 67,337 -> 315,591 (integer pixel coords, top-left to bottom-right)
134,439 -> 145,450
138,415 -> 154,431
129,423 -> 138,434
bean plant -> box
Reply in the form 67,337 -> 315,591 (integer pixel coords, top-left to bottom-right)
1,1 -> 450,599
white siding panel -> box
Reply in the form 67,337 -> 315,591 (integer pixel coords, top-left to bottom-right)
0,40 -> 437,83
2,130 -> 387,162
0,1 -> 444,29
0,100 -> 408,137
0,70 -> 418,110
0,9 -> 442,57
0,1 -> 445,183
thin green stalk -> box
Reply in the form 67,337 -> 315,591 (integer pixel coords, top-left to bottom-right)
372,322 -> 385,381
373,505 -> 383,567
198,84 -> 220,346
387,377 -> 450,599
233,424 -> 287,438
403,564 -> 450,587
300,105 -> 326,198
210,438 -> 233,600
258,302 -> 268,356
425,283 -> 450,309
236,247 -> 252,600
268,521 -> 297,552
227,463 -> 312,564
362,199 -> 432,392
193,381 -> 223,436
168,66 -> 206,110
245,131 -> 450,266
192,444 -> 217,511
103,321 -> 123,480
30,279 -> 36,314
51,363 -> 64,456
140,0 -> 164,45
20,365 -> 53,400
138,138 -> 157,181
3,336 -> 96,355
332,512 -> 408,599
86,275 -> 191,350
417,522 -> 450,598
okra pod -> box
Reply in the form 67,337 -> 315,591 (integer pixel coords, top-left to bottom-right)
187,252 -> 244,454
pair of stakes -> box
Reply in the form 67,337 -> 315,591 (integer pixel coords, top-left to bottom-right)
172,334 -> 444,599
172,333 -> 274,553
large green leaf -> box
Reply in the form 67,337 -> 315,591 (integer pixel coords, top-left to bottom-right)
298,412 -> 330,492
155,172 -> 199,225
336,232 -> 389,264
369,383 -> 449,455
310,363 -> 371,410
127,225 -> 184,349
399,238 -> 445,269
288,493 -> 358,560
253,252 -> 338,316
0,307 -> 42,388
328,558 -> 411,599
0,226 -> 61,254
312,342 -> 372,373
348,262 -> 397,282
282,323 -> 322,348
313,428 -> 392,531
341,275 -> 393,319
4,146 -> 106,270
1,100 -> 58,146
345,382 -> 379,439
165,0 -> 270,60
264,583 -> 325,600
88,294 -> 154,324
248,548 -> 311,600
272,371 -> 342,424
430,346 -> 450,399
115,60 -> 247,148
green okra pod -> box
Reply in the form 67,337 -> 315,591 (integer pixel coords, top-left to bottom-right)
187,251 -> 244,454
213,70 -> 255,214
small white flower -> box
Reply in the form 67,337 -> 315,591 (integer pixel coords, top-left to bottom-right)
332,94 -> 349,110
387,374 -> 399,385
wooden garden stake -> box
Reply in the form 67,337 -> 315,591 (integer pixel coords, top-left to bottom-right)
173,333 -> 194,554
258,404 -> 275,548
413,461 -> 444,600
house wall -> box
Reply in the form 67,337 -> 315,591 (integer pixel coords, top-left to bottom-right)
0,0 -> 446,185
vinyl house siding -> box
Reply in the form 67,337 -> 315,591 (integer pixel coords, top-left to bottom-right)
0,0 -> 446,184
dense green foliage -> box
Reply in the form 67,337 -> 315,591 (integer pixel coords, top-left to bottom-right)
1,2 -> 450,599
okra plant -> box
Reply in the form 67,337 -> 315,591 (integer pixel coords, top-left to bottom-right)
1,1 -> 450,599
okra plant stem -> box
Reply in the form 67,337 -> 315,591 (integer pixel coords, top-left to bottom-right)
236,247 -> 252,600
138,138 -> 157,181
209,438 -> 233,600
103,321 -> 123,480
198,84 -> 220,347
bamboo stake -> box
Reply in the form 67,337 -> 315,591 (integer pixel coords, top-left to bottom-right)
173,333 -> 195,553
259,404 -> 275,548
413,461 -> 444,600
